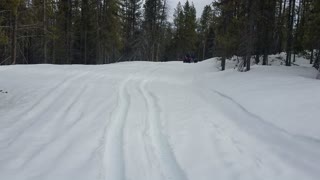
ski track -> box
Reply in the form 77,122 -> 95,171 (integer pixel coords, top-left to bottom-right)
99,66 -> 187,180
199,87 -> 320,177
25,71 -> 115,179
140,79 -> 188,180
19,83 -> 89,168
99,66 -> 159,180
101,78 -> 130,180
212,89 -> 320,144
1,71 -> 90,148
0,71 -> 105,173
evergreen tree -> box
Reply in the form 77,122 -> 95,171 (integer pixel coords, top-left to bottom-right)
0,2 -> 11,65
286,0 -> 296,66
143,0 -> 167,61
171,0 -> 197,60
303,0 -> 320,69
7,0 -> 20,64
199,5 -> 213,60
172,2 -> 185,58
99,0 -> 122,64
213,0 -> 240,71
120,0 -> 143,61
183,1 -> 197,54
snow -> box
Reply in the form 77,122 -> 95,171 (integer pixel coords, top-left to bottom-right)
1,55 -> 320,180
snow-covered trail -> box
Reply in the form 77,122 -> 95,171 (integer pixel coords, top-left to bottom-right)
0,61 -> 320,180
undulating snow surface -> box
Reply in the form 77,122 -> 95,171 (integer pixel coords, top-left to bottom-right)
0,56 -> 320,180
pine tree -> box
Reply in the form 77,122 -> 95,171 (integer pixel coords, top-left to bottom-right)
213,0 -> 240,71
183,1 -> 197,54
8,0 -> 20,65
171,1 -> 197,60
172,2 -> 185,58
199,5 -> 212,60
120,0 -> 143,61
55,0 -> 73,64
286,0 -> 296,66
303,0 -> 320,69
99,0 -> 122,64
143,0 -> 167,61
259,0 -> 276,65
0,3 -> 10,65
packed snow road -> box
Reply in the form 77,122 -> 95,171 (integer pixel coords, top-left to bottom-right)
1,60 -> 320,180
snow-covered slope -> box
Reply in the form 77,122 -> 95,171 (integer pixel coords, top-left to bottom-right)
0,58 -> 320,180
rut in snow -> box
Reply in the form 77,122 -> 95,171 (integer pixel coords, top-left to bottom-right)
140,79 -> 187,180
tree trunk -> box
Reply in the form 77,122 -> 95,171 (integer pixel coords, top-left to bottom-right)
279,0 -> 283,23
278,0 -> 287,53
246,0 -> 254,71
243,56 -> 247,68
255,54 -> 260,64
310,49 -> 314,64
263,53 -> 268,65
84,31 -> 87,64
246,56 -> 251,71
283,0 -> 287,16
278,0 -> 283,53
52,38 -> 56,64
64,0 -> 72,64
221,56 -> 226,71
202,40 -> 206,60
96,0 -> 101,64
314,50 -> 320,69
286,0 -> 296,66
293,0 -> 302,61
43,0 -> 47,63
286,0 -> 292,66
156,42 -> 160,62
11,12 -> 18,65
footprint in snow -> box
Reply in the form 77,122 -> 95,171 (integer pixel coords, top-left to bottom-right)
0,90 -> 8,94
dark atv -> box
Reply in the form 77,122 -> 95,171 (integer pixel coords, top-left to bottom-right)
183,54 -> 198,63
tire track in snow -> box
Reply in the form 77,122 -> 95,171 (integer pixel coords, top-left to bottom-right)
202,88 -> 320,176
97,66 -> 157,180
1,74 -> 71,129
207,120 -> 251,179
17,84 -> 89,168
10,70 -> 86,123
140,79 -> 188,180
2,71 -> 90,148
116,78 -> 163,180
212,89 -> 320,144
190,87 -> 289,179
100,78 -> 131,180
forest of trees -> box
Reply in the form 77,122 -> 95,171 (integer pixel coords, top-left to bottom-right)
0,0 -> 319,72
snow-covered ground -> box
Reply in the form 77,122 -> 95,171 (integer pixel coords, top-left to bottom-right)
0,55 -> 320,180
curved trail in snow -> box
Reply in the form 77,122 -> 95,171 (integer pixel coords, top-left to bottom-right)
2,71 -> 90,148
99,66 -> 187,180
139,79 -> 188,180
197,86 -> 320,178
101,78 -> 130,180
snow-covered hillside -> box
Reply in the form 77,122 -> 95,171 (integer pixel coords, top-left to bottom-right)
0,56 -> 320,180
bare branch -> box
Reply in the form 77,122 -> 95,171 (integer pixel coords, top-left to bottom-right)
0,56 -> 11,65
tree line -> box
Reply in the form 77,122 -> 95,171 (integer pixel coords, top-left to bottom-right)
207,0 -> 320,71
0,0 -> 319,72
0,0 -> 171,65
